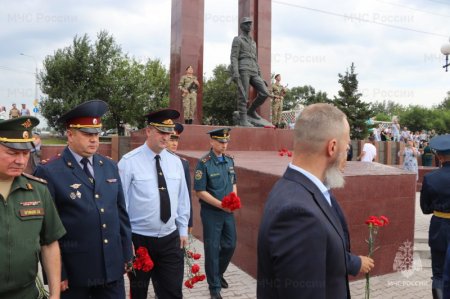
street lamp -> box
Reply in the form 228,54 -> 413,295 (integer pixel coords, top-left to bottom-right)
440,38 -> 450,72
19,53 -> 39,113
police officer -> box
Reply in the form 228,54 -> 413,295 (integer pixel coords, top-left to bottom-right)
34,100 -> 133,299
178,66 -> 200,124
420,134 -> 450,299
0,116 -> 66,299
167,122 -> 193,232
194,128 -> 237,299
118,109 -> 190,299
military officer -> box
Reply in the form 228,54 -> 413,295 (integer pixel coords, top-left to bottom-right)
167,122 -> 193,232
34,100 -> 133,299
194,128 -> 237,299
178,65 -> 200,124
118,109 -> 190,299
421,134 -> 450,299
271,74 -> 286,128
0,116 -> 66,299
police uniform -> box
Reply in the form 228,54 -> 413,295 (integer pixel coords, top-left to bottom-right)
194,128 -> 237,298
170,123 -> 193,228
118,109 -> 190,299
0,116 -> 66,299
178,67 -> 198,124
34,100 -> 133,299
420,134 -> 450,299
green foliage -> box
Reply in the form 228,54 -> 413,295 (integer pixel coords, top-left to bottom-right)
333,63 -> 372,140
283,85 -> 330,110
39,31 -> 169,133
369,100 -> 405,119
202,64 -> 237,125
373,113 -> 391,122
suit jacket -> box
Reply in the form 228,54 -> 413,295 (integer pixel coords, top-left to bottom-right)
330,195 -> 361,276
34,147 -> 133,286
257,167 -> 350,299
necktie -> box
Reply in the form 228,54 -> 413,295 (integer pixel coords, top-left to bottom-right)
81,157 -> 94,183
155,155 -> 171,223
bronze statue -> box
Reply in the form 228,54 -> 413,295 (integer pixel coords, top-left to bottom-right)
230,17 -> 271,127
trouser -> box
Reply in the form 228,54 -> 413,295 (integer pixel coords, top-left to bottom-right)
271,97 -> 283,125
429,216 -> 450,294
61,277 -> 125,299
182,92 -> 197,120
201,208 -> 236,294
0,281 -> 38,299
129,231 -> 184,299
238,71 -> 269,118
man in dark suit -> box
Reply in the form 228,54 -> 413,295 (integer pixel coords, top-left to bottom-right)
34,100 -> 133,299
257,103 -> 369,299
420,134 -> 450,299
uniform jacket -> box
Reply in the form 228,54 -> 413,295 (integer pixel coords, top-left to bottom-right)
230,34 -> 260,75
0,174 -> 65,294
34,147 -> 133,286
180,157 -> 193,228
257,167 -> 350,299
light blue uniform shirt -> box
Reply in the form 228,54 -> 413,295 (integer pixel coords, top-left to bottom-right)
68,147 -> 94,177
118,144 -> 190,237
288,163 -> 332,206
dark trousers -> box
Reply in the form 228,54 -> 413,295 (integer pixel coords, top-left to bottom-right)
129,231 -> 184,299
201,208 -> 236,294
429,216 -> 450,291
61,277 -> 125,299
238,71 -> 269,114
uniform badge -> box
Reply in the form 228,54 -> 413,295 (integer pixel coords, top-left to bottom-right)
70,192 -> 77,200
20,201 -> 41,206
70,183 -> 82,189
107,178 -> 117,183
76,190 -> 82,198
195,170 -> 202,180
23,131 -> 29,139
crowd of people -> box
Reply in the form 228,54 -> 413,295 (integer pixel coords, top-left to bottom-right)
0,103 -> 31,120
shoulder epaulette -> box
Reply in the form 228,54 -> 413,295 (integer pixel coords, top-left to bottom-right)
224,153 -> 234,159
180,157 -> 187,161
22,172 -> 47,184
40,153 -> 61,165
121,147 -> 142,160
201,155 -> 211,163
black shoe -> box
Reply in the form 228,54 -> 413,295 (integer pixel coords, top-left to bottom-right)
210,292 -> 222,299
247,110 -> 261,120
220,276 -> 229,288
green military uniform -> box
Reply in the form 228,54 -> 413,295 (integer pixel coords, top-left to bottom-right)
9,107 -> 21,119
271,82 -> 285,127
194,128 -> 237,297
0,116 -> 66,299
178,74 -> 198,122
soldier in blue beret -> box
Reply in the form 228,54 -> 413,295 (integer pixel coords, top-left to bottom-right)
421,134 -> 450,299
0,116 -> 66,299
118,109 -> 190,299
34,100 -> 133,299
194,127 -> 237,299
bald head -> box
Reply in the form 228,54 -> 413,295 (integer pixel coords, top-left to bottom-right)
294,103 -> 348,152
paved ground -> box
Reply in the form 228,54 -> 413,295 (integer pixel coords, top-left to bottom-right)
120,192 -> 434,299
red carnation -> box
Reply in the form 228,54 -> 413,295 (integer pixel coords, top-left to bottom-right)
184,279 -> 194,289
192,264 -> 200,274
193,253 -> 201,260
221,192 -> 242,211
133,246 -> 154,272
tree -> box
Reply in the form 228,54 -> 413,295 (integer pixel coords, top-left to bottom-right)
369,100 -> 405,120
202,64 -> 237,125
283,85 -> 330,111
39,31 -> 169,133
333,63 -> 372,140
436,91 -> 450,110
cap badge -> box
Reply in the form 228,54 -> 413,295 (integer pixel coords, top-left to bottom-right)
21,119 -> 32,128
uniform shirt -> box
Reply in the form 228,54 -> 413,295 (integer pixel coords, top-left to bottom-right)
118,144 -> 190,237
0,174 -> 66,293
194,149 -> 236,209
272,83 -> 284,98
230,34 -> 260,75
68,147 -> 94,177
178,75 -> 198,93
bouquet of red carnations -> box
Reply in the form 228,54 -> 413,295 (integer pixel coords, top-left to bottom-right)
133,246 -> 154,272
184,236 -> 206,288
221,192 -> 241,211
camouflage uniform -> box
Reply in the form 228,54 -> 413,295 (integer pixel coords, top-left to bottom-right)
271,83 -> 285,127
178,75 -> 198,122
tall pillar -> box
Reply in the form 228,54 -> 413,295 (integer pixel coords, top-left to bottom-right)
238,0 -> 272,120
169,0 -> 205,124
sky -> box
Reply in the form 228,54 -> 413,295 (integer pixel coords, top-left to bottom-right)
1,0 -> 450,127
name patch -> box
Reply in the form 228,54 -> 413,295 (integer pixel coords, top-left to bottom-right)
20,208 -> 44,217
